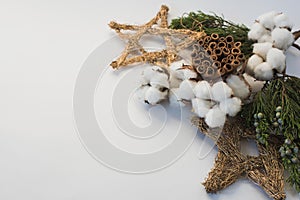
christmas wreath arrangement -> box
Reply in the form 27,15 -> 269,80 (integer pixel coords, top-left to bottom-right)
108,5 -> 300,199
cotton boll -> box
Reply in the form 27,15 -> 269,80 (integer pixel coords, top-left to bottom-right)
253,42 -> 273,59
144,87 -> 166,105
169,73 -> 182,88
193,80 -> 212,100
257,34 -> 272,43
169,88 -> 185,107
246,54 -> 264,75
271,27 -> 294,50
150,73 -> 169,89
226,75 -> 250,99
254,62 -> 274,81
178,80 -> 197,100
266,48 -> 286,73
211,81 -> 232,102
248,22 -> 269,41
243,73 -> 265,93
136,85 -> 150,100
257,11 -> 277,30
174,68 -> 198,80
170,60 -> 185,71
274,13 -> 293,29
142,66 -> 165,81
219,97 -> 242,117
191,98 -> 212,118
205,106 -> 226,128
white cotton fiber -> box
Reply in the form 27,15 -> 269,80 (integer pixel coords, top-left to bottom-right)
191,98 -> 212,118
136,85 -> 150,100
193,80 -> 212,100
205,106 -> 226,128
243,74 -> 265,93
271,27 -> 294,50
274,13 -> 293,29
248,22 -> 269,41
219,97 -> 242,117
174,68 -> 198,80
142,66 -> 164,81
254,62 -> 274,81
246,54 -> 264,75
178,80 -> 196,100
266,48 -> 286,73
170,60 -> 185,71
144,87 -> 166,105
226,75 -> 250,99
253,42 -> 273,59
169,88 -> 185,107
150,73 -> 169,89
257,11 -> 277,30
211,81 -> 232,102
169,73 -> 182,88
257,34 -> 272,43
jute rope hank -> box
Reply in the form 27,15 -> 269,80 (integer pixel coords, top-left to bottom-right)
191,116 -> 286,200
108,5 -> 206,69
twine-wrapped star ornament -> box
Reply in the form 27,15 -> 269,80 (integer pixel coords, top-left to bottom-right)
192,116 -> 286,200
108,5 -> 206,69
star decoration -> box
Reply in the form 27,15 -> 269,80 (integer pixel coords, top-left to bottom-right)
192,116 -> 286,200
108,5 -> 206,69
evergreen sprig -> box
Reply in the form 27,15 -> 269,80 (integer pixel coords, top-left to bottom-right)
169,11 -> 254,58
242,76 -> 300,191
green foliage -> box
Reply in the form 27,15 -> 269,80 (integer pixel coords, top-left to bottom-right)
169,11 -> 254,58
242,76 -> 300,191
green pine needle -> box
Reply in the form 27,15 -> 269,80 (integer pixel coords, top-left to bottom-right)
242,75 -> 300,191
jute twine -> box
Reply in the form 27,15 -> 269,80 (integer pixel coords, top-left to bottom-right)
191,116 -> 286,200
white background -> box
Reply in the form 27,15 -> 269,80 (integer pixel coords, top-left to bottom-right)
1,0 -> 300,199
